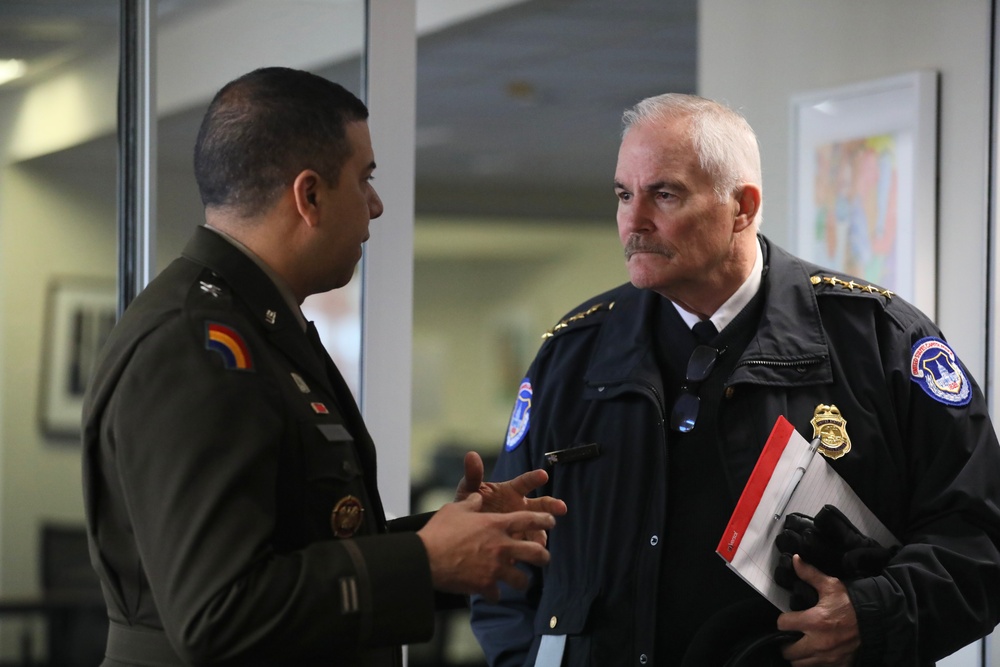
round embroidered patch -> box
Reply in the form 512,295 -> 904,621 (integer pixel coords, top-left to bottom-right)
505,378 -> 532,451
910,337 -> 971,407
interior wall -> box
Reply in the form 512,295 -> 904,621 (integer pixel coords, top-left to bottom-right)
699,1 -> 993,664
0,159 -> 115,607
698,0 -> 992,380
410,218 -> 626,482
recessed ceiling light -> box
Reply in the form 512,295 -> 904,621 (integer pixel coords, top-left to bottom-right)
0,60 -> 27,86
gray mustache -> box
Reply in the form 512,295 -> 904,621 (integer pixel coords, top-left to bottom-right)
623,235 -> 671,259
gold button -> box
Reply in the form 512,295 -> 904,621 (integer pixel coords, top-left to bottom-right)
725,387 -> 735,399
549,616 -> 557,629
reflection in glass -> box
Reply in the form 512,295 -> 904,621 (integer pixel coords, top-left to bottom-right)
0,0 -> 368,661
0,1 -> 120,661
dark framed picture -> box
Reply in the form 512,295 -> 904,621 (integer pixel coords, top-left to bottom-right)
39,277 -> 116,438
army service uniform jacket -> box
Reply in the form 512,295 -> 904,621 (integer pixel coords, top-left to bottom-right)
82,226 -> 435,666
470,236 -> 1000,666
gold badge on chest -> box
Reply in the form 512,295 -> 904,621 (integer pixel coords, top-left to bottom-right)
331,495 -> 365,538
811,404 -> 852,460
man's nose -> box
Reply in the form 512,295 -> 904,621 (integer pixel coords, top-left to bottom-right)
618,198 -> 652,233
369,189 -> 384,219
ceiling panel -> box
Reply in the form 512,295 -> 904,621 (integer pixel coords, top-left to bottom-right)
0,0 -> 698,221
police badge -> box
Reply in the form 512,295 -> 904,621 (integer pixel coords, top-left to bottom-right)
811,404 -> 852,460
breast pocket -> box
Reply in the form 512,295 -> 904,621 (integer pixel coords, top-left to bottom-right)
302,420 -> 369,538
307,423 -> 361,481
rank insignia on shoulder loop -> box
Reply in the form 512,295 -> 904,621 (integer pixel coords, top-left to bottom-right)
331,495 -> 364,538
205,322 -> 254,371
542,302 -> 615,339
199,281 -> 222,298
811,404 -> 851,460
505,378 -> 532,451
910,337 -> 972,407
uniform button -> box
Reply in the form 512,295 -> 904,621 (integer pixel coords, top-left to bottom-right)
649,535 -> 659,546
639,654 -> 648,664
549,616 -> 557,629
725,386 -> 735,399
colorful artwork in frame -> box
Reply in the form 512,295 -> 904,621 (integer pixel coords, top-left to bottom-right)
790,71 -> 938,318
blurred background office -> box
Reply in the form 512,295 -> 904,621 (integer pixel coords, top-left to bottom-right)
0,0 -> 997,665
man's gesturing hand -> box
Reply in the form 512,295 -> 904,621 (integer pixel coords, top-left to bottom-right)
417,493 -> 556,601
455,451 -> 568,546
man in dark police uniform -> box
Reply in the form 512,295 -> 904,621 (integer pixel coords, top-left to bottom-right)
82,67 -> 565,666
470,93 -> 1000,666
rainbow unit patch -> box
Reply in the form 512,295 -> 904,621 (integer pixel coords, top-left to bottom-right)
205,322 -> 254,371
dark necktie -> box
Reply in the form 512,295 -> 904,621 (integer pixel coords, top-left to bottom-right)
692,319 -> 718,343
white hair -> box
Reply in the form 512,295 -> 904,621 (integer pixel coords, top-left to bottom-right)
622,93 -> 763,224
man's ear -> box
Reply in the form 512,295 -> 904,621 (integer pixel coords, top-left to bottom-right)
733,184 -> 761,233
292,170 -> 323,226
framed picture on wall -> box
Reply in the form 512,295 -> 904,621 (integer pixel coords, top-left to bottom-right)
790,71 -> 939,318
39,277 -> 116,438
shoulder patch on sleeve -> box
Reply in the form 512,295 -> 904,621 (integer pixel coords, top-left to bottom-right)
205,321 -> 254,371
542,301 -> 615,339
910,337 -> 971,406
505,378 -> 532,451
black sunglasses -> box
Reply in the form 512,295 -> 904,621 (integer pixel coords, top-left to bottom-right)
670,345 -> 719,433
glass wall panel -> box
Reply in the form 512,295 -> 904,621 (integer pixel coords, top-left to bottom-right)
410,1 -> 993,665
156,0 -> 366,396
0,1 -> 120,661
409,2 -> 694,663
0,0 -> 366,662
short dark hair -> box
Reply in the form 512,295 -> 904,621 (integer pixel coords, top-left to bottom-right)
193,67 -> 369,217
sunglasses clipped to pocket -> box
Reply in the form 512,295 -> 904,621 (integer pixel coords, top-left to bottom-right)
670,345 -> 719,433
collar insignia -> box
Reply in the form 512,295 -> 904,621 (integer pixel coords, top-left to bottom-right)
290,372 -> 310,393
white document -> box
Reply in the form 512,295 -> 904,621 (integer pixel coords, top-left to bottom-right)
716,416 -> 899,611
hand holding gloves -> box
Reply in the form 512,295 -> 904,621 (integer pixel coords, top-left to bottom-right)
773,504 -> 896,610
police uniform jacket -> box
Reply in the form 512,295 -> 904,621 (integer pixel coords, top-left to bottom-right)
82,226 -> 435,666
469,236 -> 1000,666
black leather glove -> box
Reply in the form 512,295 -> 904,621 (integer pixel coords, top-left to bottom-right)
773,504 -> 896,611
775,511 -> 843,575
813,504 -> 895,578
